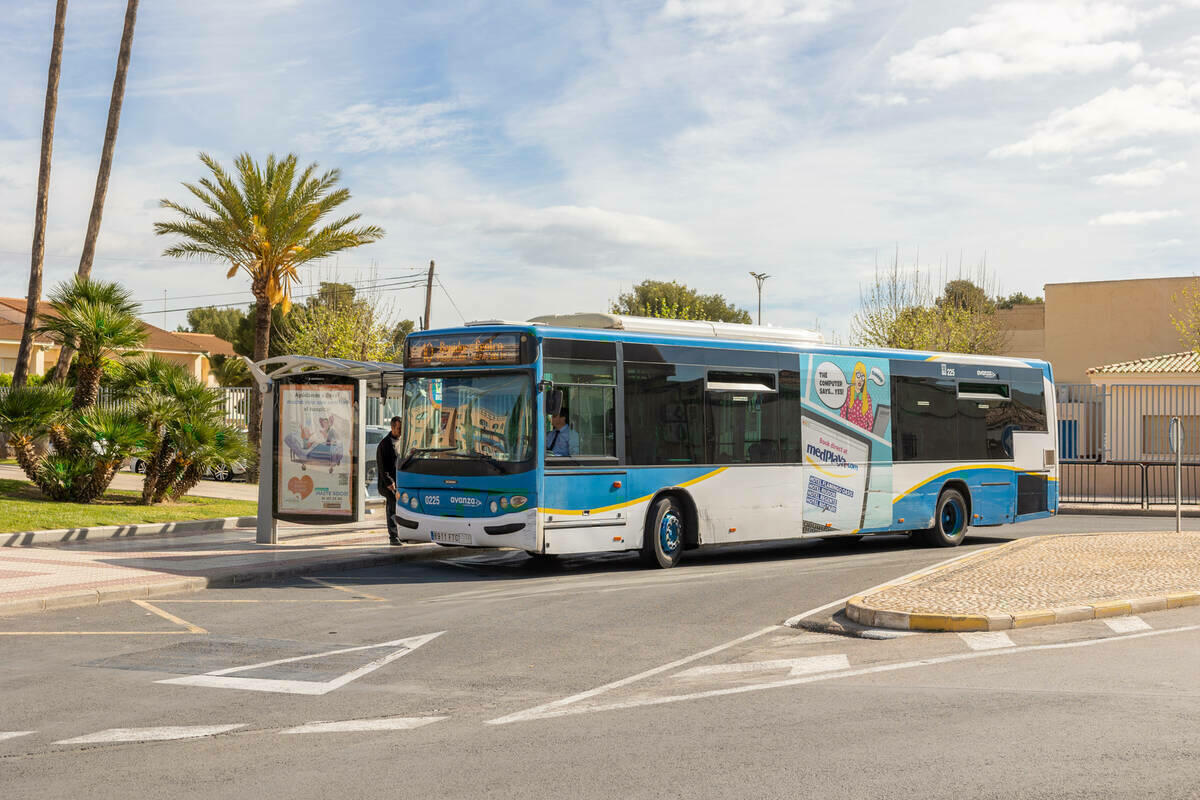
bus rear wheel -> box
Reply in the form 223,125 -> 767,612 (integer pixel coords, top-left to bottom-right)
641,496 -> 684,569
922,488 -> 969,547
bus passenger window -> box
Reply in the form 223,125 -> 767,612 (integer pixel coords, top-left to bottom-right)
543,358 -> 616,459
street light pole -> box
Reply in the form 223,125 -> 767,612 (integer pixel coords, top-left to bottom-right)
749,272 -> 770,325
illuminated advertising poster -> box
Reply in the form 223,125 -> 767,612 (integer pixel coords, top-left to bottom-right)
803,356 -> 892,532
277,384 -> 356,518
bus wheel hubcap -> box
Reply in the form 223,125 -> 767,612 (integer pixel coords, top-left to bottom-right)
942,501 -> 961,535
660,512 -> 681,553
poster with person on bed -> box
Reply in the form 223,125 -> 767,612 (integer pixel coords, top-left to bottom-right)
277,383 -> 355,517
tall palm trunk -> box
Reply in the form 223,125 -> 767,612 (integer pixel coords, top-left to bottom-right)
13,0 -> 68,389
246,291 -> 272,483
73,362 -> 103,411
50,0 -> 139,384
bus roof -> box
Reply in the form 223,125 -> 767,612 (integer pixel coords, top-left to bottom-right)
415,317 -> 1051,372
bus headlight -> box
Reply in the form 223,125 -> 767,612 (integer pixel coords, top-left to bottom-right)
400,492 -> 409,504
490,501 -> 498,513
500,497 -> 509,509
409,497 -> 418,510
510,495 -> 528,509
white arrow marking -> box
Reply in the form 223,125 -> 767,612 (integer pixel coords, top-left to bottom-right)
958,631 -> 1015,651
156,632 -> 444,695
55,725 -> 246,745
0,731 -> 34,742
281,716 -> 447,734
674,655 -> 850,679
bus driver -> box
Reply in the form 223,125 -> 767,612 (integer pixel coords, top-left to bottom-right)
545,410 -> 580,457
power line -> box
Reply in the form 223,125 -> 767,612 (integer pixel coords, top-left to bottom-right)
436,275 -> 467,324
132,270 -> 425,305
151,277 -> 427,316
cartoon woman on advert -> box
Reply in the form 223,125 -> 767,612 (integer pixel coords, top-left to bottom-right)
840,362 -> 874,431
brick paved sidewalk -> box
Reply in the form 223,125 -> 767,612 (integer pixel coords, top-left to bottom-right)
0,526 -> 469,617
846,532 -> 1200,632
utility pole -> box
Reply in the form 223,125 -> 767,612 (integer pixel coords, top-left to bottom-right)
423,260 -> 435,330
749,271 -> 770,325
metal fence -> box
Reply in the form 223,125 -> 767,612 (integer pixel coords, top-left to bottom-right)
1056,382 -> 1200,505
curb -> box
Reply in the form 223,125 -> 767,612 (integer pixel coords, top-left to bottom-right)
1,516 -> 260,548
843,536 -> 1200,632
0,542 -> 476,618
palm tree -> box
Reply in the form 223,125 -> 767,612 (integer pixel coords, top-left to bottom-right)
49,0 -> 140,384
154,152 -> 384,480
38,278 -> 146,410
13,0 -> 68,389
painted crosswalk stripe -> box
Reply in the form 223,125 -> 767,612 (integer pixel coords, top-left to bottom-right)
0,731 -> 34,742
674,655 -> 849,679
1104,616 -> 1152,633
958,631 -> 1015,651
281,716 -> 447,734
55,725 -> 246,745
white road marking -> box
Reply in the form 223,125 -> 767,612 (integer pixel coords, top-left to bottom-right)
55,725 -> 246,745
1104,616 -> 1152,633
0,731 -> 34,742
959,631 -> 1016,651
281,716 -> 447,734
858,628 -> 919,639
496,622 -> 1200,724
157,631 -> 444,695
488,553 -> 987,726
674,655 -> 850,679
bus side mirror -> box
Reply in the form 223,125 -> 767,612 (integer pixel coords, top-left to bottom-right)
546,388 -> 563,416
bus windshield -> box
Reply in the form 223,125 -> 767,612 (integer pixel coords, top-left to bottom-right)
400,372 -> 535,475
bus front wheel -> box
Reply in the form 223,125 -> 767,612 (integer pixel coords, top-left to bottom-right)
922,488 -> 969,547
641,496 -> 684,569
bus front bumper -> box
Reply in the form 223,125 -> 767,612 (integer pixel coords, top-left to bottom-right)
393,507 -> 539,551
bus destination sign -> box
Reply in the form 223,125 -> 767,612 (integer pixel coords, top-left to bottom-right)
406,332 -> 527,367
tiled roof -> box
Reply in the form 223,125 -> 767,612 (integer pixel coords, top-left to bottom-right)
0,322 -> 51,344
1088,351 -> 1200,375
173,331 -> 237,357
0,297 -> 231,355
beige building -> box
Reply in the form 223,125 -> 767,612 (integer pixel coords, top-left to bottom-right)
997,276 -> 1195,383
0,297 -> 235,386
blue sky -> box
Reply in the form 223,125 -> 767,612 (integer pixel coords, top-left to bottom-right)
2,0 -> 1199,338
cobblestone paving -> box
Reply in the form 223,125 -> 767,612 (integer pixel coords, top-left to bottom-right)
860,533 -> 1200,615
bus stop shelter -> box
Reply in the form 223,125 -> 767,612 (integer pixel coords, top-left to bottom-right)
246,356 -> 404,544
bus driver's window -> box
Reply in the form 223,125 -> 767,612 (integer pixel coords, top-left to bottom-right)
543,359 -> 617,460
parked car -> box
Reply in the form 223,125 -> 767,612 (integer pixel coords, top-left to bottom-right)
365,424 -> 394,499
127,457 -> 246,482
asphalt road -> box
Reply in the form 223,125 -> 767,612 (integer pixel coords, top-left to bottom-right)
2,514 -> 1197,799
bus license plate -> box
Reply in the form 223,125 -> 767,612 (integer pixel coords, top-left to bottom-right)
432,531 -> 471,545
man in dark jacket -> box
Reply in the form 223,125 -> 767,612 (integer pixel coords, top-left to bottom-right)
377,416 -> 403,545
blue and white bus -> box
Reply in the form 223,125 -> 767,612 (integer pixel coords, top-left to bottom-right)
394,314 -> 1057,568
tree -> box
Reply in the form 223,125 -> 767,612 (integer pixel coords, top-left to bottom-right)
13,0 -> 68,389
37,278 -> 146,410
611,280 -> 752,323
111,355 -> 250,504
851,251 -> 1009,354
0,278 -> 147,503
48,0 -> 139,383
279,282 -> 403,362
155,152 -> 385,480
996,292 -> 1044,309
1171,280 -> 1200,355
181,306 -> 244,348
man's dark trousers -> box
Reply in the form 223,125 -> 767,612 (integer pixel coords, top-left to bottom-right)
384,491 -> 399,542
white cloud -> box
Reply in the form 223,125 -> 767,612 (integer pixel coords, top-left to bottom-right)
889,2 -> 1151,89
991,79 -> 1200,157
1091,158 -> 1188,185
296,102 -> 469,154
1130,61 -> 1184,80
1112,145 -> 1157,159
661,0 -> 845,32
1088,209 -> 1183,224
856,92 -> 909,107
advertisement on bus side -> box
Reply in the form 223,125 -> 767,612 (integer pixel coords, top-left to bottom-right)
803,356 -> 892,532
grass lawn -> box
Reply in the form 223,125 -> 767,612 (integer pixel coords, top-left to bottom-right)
0,478 -> 258,533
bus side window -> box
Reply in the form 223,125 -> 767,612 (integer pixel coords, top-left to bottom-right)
543,355 -> 617,458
